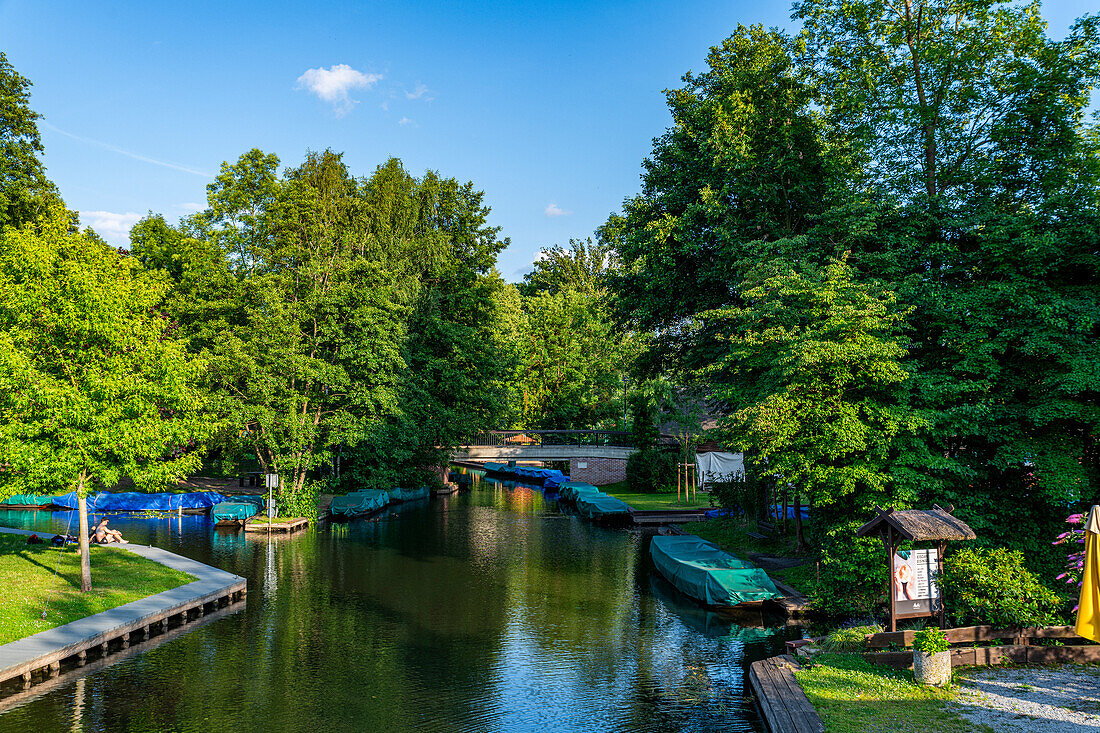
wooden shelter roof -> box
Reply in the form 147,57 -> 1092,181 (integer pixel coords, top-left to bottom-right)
856,505 -> 976,542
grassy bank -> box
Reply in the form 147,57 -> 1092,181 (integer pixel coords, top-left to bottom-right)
794,654 -> 985,733
0,533 -> 195,645
681,515 -> 816,595
603,482 -> 710,510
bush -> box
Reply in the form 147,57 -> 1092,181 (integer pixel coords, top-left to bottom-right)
812,520 -> 886,619
625,448 -> 676,493
912,628 -> 950,654
938,547 -> 1062,628
707,470 -> 768,518
820,623 -> 882,653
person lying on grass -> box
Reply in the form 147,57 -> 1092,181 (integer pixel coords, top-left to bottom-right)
92,518 -> 129,544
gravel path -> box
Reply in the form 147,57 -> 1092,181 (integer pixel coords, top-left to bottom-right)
951,665 -> 1100,732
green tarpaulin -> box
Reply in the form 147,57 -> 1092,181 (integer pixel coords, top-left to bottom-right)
388,487 -> 429,502
559,482 -> 600,502
575,492 -> 631,519
649,534 -> 781,608
330,489 -> 390,517
211,502 -> 260,522
0,494 -> 54,506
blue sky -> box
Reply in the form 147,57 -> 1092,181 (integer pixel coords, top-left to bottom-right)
0,1 -> 1093,280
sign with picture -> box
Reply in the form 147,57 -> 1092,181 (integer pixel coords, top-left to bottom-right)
892,548 -> 941,617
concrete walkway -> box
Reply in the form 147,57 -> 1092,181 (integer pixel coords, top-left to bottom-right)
0,526 -> 246,687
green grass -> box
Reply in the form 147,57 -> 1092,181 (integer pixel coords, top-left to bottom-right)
603,485 -> 710,511
0,534 -> 195,645
794,654 -> 991,733
681,515 -> 816,595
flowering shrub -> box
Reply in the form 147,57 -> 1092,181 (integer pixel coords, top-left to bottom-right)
912,627 -> 950,654
938,547 -> 1062,627
1053,513 -> 1086,610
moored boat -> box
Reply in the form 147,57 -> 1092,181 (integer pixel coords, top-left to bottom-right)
212,496 -> 265,527
387,486 -> 430,503
328,489 -> 390,520
649,534 -> 782,609
557,481 -> 600,503
574,492 -> 632,522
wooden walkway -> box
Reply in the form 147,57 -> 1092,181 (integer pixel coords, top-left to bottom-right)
0,526 -> 246,691
629,508 -> 710,525
749,654 -> 825,733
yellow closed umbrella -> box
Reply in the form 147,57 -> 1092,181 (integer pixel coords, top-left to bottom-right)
1076,505 -> 1100,643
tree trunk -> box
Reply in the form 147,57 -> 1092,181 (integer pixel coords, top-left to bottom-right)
794,492 -> 806,552
78,478 -> 91,593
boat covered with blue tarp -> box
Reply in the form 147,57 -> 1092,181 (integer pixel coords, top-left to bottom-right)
50,491 -> 227,513
0,494 -> 56,508
649,534 -> 781,608
329,489 -> 390,518
480,463 -> 566,487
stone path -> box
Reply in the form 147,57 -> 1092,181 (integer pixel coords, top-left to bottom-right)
0,526 -> 245,686
952,665 -> 1100,732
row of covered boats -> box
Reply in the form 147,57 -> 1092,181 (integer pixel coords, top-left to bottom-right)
328,486 -> 430,520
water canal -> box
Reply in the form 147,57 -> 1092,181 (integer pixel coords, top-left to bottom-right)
0,476 -> 800,732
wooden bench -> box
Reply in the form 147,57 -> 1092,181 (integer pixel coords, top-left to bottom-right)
747,519 -> 774,541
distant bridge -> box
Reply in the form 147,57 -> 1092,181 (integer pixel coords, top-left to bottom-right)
453,430 -> 637,461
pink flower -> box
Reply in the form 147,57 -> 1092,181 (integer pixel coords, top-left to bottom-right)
1067,514 -> 1085,524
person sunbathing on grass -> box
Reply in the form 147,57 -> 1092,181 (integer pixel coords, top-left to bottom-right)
92,518 -> 129,544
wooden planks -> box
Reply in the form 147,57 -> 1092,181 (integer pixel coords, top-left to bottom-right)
864,644 -> 1100,669
865,625 -> 1087,649
749,654 -> 825,733
244,518 -> 309,533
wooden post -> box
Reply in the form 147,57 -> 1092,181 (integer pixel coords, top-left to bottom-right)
937,541 -> 946,629
886,527 -> 897,633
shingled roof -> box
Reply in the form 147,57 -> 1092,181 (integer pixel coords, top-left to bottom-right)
856,505 -> 977,542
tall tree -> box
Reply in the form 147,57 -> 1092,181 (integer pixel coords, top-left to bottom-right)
0,52 -> 65,231
0,210 -> 209,590
519,237 -> 615,296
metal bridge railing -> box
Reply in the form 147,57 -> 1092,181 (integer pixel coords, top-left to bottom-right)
465,430 -> 634,448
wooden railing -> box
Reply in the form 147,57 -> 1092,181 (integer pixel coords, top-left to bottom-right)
464,430 -> 635,448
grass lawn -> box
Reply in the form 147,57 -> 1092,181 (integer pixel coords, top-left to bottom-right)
0,533 -> 195,645
794,653 -> 989,733
681,515 -> 816,595
603,482 -> 711,511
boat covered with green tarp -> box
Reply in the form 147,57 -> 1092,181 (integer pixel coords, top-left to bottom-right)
575,492 -> 632,521
212,501 -> 261,524
388,486 -> 430,503
558,482 -> 600,503
649,534 -> 782,608
329,489 -> 390,518
0,494 -> 55,508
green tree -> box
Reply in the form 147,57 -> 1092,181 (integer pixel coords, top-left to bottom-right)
519,237 -> 615,296
711,257 -> 919,546
0,210 -> 210,590
0,52 -> 65,231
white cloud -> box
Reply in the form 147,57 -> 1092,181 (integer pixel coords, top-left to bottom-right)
398,117 -> 415,126
544,202 -> 572,217
405,83 -> 434,101
175,202 -> 204,213
80,210 -> 142,245
297,64 -> 382,116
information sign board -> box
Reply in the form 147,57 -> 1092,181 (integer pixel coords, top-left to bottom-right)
892,548 -> 941,618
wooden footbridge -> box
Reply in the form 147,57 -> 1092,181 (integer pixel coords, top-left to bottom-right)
453,430 -> 638,461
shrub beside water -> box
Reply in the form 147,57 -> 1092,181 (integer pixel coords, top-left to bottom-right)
938,547 -> 1061,628
811,521 -> 886,618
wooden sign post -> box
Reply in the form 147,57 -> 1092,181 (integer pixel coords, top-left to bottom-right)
856,505 -> 976,633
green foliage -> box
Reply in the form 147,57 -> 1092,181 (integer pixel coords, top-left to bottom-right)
0,52 -> 66,231
712,256 -> 921,514
938,547 -> 1062,628
912,628 -> 950,655
0,209 -> 211,498
812,521 -> 887,619
820,624 -> 881,653
624,448 -> 676,494
519,237 -> 615,297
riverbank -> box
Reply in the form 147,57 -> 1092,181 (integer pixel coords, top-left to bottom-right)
604,484 -> 710,511
0,533 -> 195,645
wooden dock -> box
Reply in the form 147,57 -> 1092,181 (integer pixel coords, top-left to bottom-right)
244,518 -> 309,533
0,527 -> 246,691
630,508 -> 710,525
748,654 -> 825,733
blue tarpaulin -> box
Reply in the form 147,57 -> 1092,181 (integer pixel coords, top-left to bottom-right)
50,491 -> 227,512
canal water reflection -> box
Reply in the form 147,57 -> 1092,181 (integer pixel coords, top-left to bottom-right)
0,479 -> 799,732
